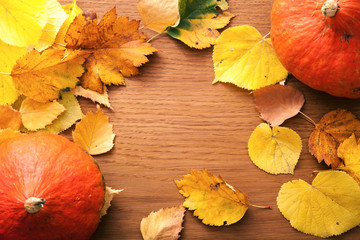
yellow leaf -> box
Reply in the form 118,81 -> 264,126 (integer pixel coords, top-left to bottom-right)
55,0 -> 83,46
37,91 -> 83,134
309,109 -> 360,169
0,105 -> 21,130
65,8 -> 157,93
72,86 -> 111,109
277,170 -> 360,238
140,205 -> 185,240
248,123 -> 302,175
0,0 -> 47,46
213,25 -> 288,90
166,0 -> 234,49
19,97 -> 66,131
0,129 -> 23,145
337,134 -> 360,184
137,0 -> 180,33
72,106 -> 115,155
175,169 -> 250,226
100,186 -> 123,218
32,0 -> 67,51
11,49 -> 89,103
0,41 -> 26,105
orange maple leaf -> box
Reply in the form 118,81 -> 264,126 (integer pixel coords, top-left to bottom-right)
65,8 -> 157,94
309,109 -> 360,168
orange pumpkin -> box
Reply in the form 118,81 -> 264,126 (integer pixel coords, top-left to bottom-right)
0,133 -> 105,240
271,0 -> 360,98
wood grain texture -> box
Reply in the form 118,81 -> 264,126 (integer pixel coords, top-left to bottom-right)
59,0 -> 360,239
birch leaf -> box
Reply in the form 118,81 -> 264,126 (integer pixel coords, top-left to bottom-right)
100,186 -> 123,218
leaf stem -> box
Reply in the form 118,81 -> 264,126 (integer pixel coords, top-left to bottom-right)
249,203 -> 271,209
147,31 -> 164,43
0,72 -> 11,75
298,111 -> 316,126
263,32 -> 271,39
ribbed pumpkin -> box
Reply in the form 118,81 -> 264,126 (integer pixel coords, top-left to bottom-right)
271,0 -> 360,98
0,133 -> 105,240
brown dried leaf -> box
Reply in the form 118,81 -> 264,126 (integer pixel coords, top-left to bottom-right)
253,85 -> 304,126
140,205 -> 185,240
309,109 -> 360,168
0,105 -> 21,130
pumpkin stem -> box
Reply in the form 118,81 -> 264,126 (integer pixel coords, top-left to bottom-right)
24,197 -> 46,214
321,0 -> 339,17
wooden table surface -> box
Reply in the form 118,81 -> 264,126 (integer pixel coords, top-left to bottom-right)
59,0 -> 360,239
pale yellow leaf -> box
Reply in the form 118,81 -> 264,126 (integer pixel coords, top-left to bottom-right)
72,106 -> 115,155
337,134 -> 360,184
141,205 -> 185,240
138,0 -> 180,33
248,123 -> 302,174
37,91 -> 83,134
100,186 -> 123,218
277,170 -> 360,238
19,97 -> 66,131
0,129 -> 23,145
0,0 -> 47,46
213,25 -> 288,90
72,86 -> 111,108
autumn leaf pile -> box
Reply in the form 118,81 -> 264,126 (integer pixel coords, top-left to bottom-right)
1,0 -> 360,239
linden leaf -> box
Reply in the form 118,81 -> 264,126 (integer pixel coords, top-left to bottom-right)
37,91 -> 83,134
100,186 -> 123,218
65,8 -> 157,93
31,0 -> 67,51
248,123 -> 302,175
175,169 -> 250,226
72,86 -> 111,109
166,0 -> 234,49
137,0 -> 180,33
212,25 -> 288,89
337,134 -> 360,184
0,41 -> 26,105
11,49 -> 89,103
0,105 -> 21,130
253,85 -> 305,126
309,109 -> 360,169
140,205 -> 185,240
55,0 -> 83,46
19,97 -> 66,131
72,106 -> 115,155
0,0 -> 47,47
0,129 -> 23,145
277,170 -> 360,238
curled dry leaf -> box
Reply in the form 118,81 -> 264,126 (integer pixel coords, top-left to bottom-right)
19,97 -> 66,131
309,109 -> 360,169
337,134 -> 360,184
72,85 -> 111,109
166,0 -> 234,49
100,187 -> 123,218
0,0 -> 47,47
248,123 -> 302,175
0,105 -> 21,130
37,91 -> 83,134
65,8 -> 157,93
253,85 -> 305,126
0,129 -> 23,145
277,170 -> 360,238
0,41 -> 26,105
140,205 -> 185,240
137,0 -> 180,33
11,49 -> 89,103
213,25 -> 288,89
72,106 -> 115,155
175,169 -> 250,226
